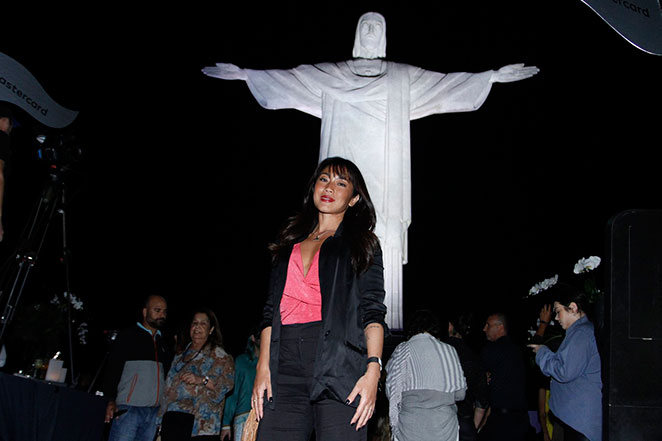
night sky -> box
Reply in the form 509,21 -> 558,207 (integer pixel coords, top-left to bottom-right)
1,2 -> 660,374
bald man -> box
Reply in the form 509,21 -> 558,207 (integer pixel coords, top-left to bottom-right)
103,295 -> 172,441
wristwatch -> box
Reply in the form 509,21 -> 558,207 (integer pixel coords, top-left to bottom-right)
366,356 -> 382,371
202,376 -> 210,386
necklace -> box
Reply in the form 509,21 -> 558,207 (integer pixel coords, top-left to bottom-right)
174,343 -> 202,373
311,229 -> 335,241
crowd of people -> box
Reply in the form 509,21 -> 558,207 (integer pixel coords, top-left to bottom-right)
101,157 -> 602,441
382,286 -> 602,441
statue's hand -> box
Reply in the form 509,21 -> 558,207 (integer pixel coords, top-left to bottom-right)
491,63 -> 539,83
201,63 -> 247,80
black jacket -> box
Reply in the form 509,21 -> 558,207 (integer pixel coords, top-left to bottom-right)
102,323 -> 172,407
261,223 -> 387,407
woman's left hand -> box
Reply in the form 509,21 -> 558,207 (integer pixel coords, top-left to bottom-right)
528,344 -> 542,354
346,366 -> 380,431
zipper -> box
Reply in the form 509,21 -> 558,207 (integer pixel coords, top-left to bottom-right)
153,333 -> 160,406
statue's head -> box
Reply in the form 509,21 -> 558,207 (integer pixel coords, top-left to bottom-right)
352,12 -> 386,59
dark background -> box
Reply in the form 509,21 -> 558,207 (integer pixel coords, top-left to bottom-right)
1,2 -> 660,382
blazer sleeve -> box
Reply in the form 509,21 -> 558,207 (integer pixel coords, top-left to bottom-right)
358,246 -> 388,332
260,259 -> 282,331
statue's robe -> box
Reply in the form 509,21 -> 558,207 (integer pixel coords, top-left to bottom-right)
244,60 -> 494,328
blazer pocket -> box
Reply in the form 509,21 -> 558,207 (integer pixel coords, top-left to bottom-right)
344,339 -> 366,355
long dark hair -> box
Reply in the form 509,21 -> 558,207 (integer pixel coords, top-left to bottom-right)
268,157 -> 379,274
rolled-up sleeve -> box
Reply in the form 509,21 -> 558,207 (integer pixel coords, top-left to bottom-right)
358,247 -> 388,333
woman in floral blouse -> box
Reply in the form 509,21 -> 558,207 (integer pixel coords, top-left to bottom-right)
160,307 -> 235,440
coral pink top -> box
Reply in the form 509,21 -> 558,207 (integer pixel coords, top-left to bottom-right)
280,243 -> 322,325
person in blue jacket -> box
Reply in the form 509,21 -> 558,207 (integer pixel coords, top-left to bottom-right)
529,284 -> 602,441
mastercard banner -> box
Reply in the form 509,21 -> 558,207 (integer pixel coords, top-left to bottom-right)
0,52 -> 78,128
582,0 -> 662,55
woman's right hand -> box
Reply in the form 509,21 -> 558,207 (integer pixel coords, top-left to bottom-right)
252,362 -> 272,421
539,304 -> 552,323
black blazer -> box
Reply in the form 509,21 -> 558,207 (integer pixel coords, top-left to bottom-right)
261,223 -> 387,407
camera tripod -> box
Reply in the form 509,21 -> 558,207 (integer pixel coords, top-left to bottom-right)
0,163 -> 76,384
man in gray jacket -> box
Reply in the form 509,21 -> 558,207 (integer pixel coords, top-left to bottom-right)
103,295 -> 171,441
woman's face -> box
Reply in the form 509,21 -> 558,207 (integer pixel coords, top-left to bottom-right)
190,312 -> 213,345
553,301 -> 580,330
313,166 -> 360,216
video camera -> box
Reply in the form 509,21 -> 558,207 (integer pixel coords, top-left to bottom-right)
35,131 -> 82,166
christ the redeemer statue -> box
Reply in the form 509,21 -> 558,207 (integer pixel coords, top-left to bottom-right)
203,12 -> 539,329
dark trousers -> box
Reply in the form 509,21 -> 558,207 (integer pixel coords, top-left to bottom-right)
160,411 -> 219,440
458,414 -> 478,441
256,322 -> 367,441
479,408 -> 529,441
161,411 -> 194,441
558,420 -> 589,441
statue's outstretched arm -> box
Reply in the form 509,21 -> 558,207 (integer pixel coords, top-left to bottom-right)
490,63 -> 539,83
202,63 -> 248,81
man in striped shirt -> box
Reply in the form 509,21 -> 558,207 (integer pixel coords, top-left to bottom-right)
385,310 -> 467,441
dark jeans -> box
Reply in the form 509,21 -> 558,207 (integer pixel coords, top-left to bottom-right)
256,322 -> 366,441
108,405 -> 159,441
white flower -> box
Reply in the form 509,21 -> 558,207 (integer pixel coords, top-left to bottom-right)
71,297 -> 84,311
529,284 -> 542,296
573,256 -> 601,274
77,322 -> 88,345
527,274 -> 558,297
63,292 -> 84,311
50,294 -> 60,305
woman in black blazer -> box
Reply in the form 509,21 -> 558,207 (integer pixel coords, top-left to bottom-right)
251,157 -> 388,441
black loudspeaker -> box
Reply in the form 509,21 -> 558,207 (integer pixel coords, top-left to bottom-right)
605,210 -> 662,441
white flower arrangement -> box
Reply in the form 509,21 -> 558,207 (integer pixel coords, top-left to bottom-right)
527,274 -> 558,297
526,256 -> 603,302
573,256 -> 601,274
